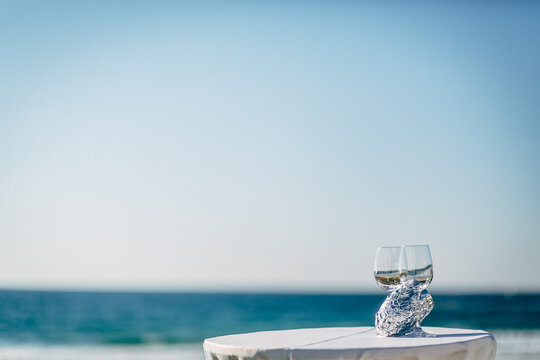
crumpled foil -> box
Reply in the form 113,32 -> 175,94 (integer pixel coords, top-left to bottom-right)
375,279 -> 434,336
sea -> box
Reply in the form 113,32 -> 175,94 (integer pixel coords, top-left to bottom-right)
0,290 -> 538,360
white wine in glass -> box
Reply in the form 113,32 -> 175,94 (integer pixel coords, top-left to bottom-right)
401,245 -> 433,289
374,246 -> 404,293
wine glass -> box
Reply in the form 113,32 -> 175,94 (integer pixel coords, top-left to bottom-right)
401,244 -> 434,336
401,245 -> 433,289
373,246 -> 404,293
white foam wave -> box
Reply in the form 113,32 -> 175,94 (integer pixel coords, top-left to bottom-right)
492,330 -> 540,359
0,343 -> 205,360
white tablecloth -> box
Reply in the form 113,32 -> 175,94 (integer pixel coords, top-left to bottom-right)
204,327 -> 496,360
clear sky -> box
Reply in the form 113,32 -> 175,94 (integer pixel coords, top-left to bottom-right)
1,1 -> 539,293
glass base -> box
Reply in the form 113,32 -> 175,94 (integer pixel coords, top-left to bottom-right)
404,326 -> 436,338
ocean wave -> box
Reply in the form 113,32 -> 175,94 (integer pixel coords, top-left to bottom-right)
492,330 -> 540,357
0,343 -> 205,360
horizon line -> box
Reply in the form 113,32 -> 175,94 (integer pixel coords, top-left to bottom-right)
0,285 -> 538,296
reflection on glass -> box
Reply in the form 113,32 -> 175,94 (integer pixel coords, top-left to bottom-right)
401,245 -> 433,289
373,246 -> 403,293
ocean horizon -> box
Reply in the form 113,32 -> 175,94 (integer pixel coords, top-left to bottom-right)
0,289 -> 538,360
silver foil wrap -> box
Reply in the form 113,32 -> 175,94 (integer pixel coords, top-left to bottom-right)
375,279 -> 434,336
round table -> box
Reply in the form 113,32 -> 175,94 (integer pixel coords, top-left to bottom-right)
203,327 -> 496,360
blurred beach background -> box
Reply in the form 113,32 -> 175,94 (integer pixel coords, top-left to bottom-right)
0,291 -> 539,360
1,1 -> 539,359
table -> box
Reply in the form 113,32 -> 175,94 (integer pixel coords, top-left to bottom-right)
204,327 -> 496,360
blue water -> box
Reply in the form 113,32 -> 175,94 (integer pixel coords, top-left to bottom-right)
0,290 -> 539,359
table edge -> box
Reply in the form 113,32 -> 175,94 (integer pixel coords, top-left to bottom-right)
203,326 -> 495,355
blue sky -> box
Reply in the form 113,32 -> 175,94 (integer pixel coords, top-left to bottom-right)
1,1 -> 539,292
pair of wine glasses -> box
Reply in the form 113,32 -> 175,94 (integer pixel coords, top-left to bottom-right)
374,245 -> 433,293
